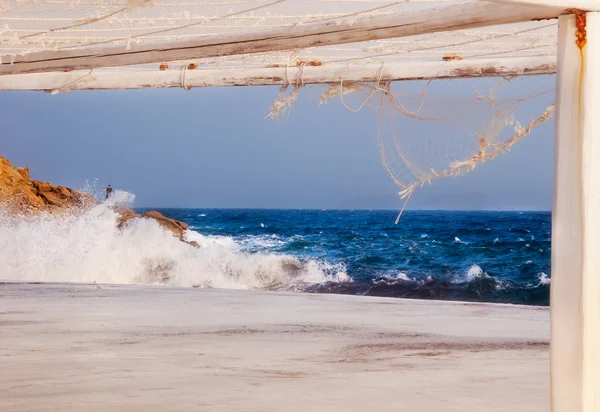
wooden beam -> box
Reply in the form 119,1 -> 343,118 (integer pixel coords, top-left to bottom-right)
0,57 -> 556,91
551,11 -> 600,412
0,2 -> 564,76
490,0 -> 600,12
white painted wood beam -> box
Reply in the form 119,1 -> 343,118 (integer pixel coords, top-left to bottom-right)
490,0 -> 600,12
0,2 -> 564,76
551,11 -> 600,412
0,57 -> 556,91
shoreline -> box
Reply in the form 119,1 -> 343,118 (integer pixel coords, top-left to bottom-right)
0,279 -> 550,309
1,282 -> 549,412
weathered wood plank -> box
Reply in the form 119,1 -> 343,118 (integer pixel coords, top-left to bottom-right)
0,2 -> 563,76
0,57 -> 556,91
490,0 -> 600,11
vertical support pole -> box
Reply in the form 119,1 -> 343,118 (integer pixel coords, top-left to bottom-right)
552,11 -> 600,412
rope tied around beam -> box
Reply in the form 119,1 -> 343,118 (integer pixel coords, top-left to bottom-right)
47,68 -> 94,94
265,53 -> 306,121
180,65 -> 191,91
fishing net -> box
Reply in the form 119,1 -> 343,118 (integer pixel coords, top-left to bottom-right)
0,0 -> 558,220
267,72 -> 555,221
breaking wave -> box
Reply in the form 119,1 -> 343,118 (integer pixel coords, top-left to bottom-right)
306,263 -> 550,305
0,192 -> 351,291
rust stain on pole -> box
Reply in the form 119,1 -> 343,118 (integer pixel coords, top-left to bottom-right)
570,9 -> 588,49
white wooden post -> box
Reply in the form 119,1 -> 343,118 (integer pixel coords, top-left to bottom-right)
551,11 -> 600,412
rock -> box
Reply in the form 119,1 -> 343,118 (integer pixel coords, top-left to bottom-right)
115,207 -> 190,241
1,155 -> 194,245
114,206 -> 139,228
16,167 -> 30,180
116,208 -> 189,241
1,156 -> 95,214
143,210 -> 188,240
0,160 -> 44,213
30,181 -> 96,209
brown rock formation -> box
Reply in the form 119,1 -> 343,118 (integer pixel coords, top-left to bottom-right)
143,211 -> 188,238
116,209 -> 189,241
0,156 -> 96,213
1,156 -> 191,242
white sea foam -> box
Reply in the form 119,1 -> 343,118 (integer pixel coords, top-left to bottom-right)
373,272 -> 414,285
0,192 -> 351,290
238,234 -> 287,250
537,272 -> 551,286
465,264 -> 484,281
453,264 -> 514,291
452,264 -> 488,283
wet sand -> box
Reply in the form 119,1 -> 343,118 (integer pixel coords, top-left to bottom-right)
0,283 -> 549,412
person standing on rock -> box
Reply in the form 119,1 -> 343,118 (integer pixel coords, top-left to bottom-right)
105,185 -> 113,200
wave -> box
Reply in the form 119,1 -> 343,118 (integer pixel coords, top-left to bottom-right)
0,193 -> 351,291
238,234 -> 288,251
372,272 -> 416,285
460,264 -> 486,283
306,264 -> 550,305
537,272 -> 551,286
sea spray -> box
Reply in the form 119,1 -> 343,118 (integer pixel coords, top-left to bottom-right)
0,192 -> 351,290
0,203 -> 552,305
537,272 -> 551,286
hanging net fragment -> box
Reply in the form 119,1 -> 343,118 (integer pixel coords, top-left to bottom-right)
270,73 -> 555,222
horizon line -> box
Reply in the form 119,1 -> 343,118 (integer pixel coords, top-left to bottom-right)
132,206 -> 551,213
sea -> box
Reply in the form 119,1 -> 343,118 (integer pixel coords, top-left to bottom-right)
0,193 -> 551,306
142,208 -> 552,306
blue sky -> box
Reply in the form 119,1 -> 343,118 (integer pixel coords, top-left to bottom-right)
0,79 -> 554,210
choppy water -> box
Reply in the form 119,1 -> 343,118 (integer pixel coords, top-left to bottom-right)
0,194 -> 550,305
145,208 -> 551,306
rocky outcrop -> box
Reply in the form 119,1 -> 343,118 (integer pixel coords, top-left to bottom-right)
32,181 -> 98,210
116,208 -> 189,241
1,156 -> 191,242
143,211 -> 188,238
0,156 -> 96,213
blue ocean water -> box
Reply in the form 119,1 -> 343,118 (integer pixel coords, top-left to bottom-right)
138,209 -> 551,306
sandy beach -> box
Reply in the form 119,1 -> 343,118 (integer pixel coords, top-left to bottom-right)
1,283 -> 548,412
